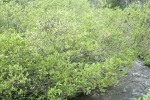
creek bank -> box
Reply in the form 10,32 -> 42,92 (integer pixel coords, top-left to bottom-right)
71,59 -> 150,100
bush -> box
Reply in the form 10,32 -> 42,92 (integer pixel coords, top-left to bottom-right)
143,92 -> 150,100
0,0 -> 149,100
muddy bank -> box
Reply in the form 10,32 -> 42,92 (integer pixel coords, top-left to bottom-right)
72,59 -> 150,100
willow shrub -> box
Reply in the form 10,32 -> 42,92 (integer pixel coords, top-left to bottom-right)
143,92 -> 150,100
0,0 -> 149,100
123,3 -> 150,66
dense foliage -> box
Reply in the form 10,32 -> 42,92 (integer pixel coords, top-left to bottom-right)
0,0 -> 149,100
142,92 -> 150,100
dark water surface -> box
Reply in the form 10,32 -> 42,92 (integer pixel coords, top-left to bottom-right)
72,59 -> 150,100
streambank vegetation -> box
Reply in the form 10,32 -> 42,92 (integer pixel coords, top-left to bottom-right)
0,0 -> 149,99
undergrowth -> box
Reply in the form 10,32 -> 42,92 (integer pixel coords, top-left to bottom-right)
0,0 -> 149,99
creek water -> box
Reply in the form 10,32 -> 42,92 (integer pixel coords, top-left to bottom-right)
72,59 -> 150,100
